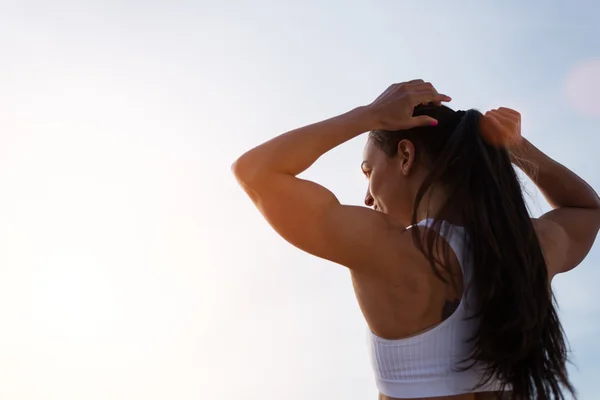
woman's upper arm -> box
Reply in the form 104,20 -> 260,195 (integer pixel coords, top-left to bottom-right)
534,207 -> 600,277
238,172 -> 401,271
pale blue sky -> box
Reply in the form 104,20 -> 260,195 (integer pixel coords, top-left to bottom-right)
0,1 -> 598,399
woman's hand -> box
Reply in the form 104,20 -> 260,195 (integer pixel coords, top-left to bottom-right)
481,107 -> 523,149
367,79 -> 452,131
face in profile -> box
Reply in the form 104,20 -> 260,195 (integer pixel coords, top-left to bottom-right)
361,137 -> 417,225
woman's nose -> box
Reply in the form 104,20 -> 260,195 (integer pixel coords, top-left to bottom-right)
364,191 -> 374,207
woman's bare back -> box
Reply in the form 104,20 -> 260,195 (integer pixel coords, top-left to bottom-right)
352,220 -> 563,400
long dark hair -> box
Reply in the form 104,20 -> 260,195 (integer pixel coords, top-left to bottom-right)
368,105 -> 575,400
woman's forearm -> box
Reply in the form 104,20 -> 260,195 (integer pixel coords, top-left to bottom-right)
232,82 -> 449,184
512,138 -> 600,210
232,106 -> 373,183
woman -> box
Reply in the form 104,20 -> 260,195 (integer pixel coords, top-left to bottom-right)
231,79 -> 600,399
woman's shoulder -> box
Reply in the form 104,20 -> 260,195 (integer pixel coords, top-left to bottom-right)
356,221 -> 452,282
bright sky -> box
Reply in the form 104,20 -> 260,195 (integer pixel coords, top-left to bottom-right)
0,1 -> 599,399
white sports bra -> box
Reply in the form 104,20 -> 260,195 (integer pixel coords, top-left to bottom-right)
366,218 -> 508,398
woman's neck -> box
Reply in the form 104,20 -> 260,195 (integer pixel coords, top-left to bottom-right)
415,186 -> 463,226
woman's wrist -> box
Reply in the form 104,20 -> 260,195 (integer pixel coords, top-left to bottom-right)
347,105 -> 378,133
512,137 -> 532,154
510,138 -> 535,166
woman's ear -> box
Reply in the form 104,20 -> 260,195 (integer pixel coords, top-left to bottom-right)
397,139 -> 416,176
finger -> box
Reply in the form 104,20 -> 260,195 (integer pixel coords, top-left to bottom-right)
489,108 -> 519,125
498,107 -> 521,118
410,83 -> 439,105
406,81 -> 436,94
489,110 -> 516,126
485,113 -> 503,126
408,82 -> 448,106
411,90 -> 452,106
484,114 -> 506,133
409,115 -> 439,128
481,115 -> 505,147
493,110 -> 520,125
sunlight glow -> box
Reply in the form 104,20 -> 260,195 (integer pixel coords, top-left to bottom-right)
564,58 -> 600,117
